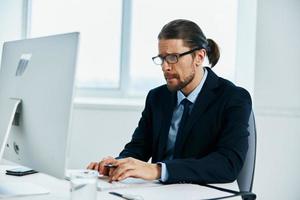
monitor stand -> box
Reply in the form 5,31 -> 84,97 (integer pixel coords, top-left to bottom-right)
0,98 -> 49,197
0,98 -> 21,160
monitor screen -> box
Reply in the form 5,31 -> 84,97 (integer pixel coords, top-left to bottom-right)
0,32 -> 79,179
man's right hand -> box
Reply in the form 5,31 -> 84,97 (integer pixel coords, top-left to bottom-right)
87,156 -> 117,176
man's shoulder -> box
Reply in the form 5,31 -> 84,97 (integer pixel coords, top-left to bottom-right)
150,84 -> 169,92
206,67 -> 248,94
220,78 -> 249,94
146,84 -> 174,103
148,84 -> 171,96
216,77 -> 252,104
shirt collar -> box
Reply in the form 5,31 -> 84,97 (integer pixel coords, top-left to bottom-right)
177,67 -> 208,105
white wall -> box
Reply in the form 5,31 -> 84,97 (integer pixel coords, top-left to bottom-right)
253,0 -> 300,199
0,0 -> 25,61
68,100 -> 143,168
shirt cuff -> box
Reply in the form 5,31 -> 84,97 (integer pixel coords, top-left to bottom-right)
158,162 -> 168,182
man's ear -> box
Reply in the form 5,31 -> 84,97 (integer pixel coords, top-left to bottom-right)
195,49 -> 206,66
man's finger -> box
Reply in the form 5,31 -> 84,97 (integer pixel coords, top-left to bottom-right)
99,158 -> 117,175
117,170 -> 135,181
110,162 -> 134,181
108,168 -> 115,177
87,162 -> 97,170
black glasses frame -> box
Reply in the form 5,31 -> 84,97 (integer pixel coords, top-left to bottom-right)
152,47 -> 201,65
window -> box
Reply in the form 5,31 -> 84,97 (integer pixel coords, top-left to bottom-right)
28,0 -> 238,96
30,0 -> 122,89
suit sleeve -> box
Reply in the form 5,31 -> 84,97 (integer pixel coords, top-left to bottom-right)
117,90 -> 153,162
163,88 -> 252,184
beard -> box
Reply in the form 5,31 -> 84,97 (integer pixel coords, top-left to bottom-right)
166,70 -> 195,92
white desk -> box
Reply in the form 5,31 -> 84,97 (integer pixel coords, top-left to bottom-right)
0,162 -> 242,200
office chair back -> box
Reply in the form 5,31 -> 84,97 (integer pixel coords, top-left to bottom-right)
237,110 -> 257,195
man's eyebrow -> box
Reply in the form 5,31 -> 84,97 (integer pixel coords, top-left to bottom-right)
158,52 -> 177,57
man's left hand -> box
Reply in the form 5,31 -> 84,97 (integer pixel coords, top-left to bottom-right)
108,157 -> 161,182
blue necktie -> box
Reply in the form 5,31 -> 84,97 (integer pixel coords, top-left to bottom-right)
178,99 -> 192,133
174,98 -> 192,157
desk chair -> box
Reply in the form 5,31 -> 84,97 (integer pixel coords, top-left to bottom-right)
202,110 -> 257,199
237,110 -> 257,200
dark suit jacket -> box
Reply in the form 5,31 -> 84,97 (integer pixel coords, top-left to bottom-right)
119,67 -> 252,184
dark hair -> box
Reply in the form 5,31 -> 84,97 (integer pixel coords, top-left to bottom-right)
158,19 -> 220,67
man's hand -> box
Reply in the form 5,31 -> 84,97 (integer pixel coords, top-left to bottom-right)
108,157 -> 161,182
87,156 -> 117,176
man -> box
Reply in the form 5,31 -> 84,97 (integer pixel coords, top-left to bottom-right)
88,19 -> 252,184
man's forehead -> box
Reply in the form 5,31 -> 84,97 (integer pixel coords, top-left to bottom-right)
159,39 -> 184,46
158,39 -> 189,53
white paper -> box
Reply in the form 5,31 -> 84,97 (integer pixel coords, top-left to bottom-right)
111,184 -> 237,200
0,182 -> 49,198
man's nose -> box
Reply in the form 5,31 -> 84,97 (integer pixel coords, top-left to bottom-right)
161,61 -> 171,71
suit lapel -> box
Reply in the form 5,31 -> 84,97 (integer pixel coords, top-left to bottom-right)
156,91 -> 177,161
174,68 -> 219,158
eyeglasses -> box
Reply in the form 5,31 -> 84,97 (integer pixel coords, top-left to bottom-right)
152,47 -> 201,65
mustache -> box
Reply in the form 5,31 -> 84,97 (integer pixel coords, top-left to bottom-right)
164,73 -> 179,79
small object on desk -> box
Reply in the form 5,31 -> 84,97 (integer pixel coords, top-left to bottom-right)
104,164 -> 117,169
65,169 -> 100,181
109,191 -> 143,200
6,167 -> 38,176
70,170 -> 98,200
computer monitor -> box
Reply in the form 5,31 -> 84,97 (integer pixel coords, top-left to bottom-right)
0,32 -> 79,179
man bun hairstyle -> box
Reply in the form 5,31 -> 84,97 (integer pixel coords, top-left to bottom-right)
158,19 -> 220,68
206,38 -> 220,67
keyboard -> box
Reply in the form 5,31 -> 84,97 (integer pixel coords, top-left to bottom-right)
65,169 -> 161,191
97,176 -> 161,191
